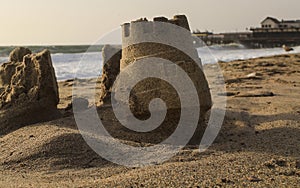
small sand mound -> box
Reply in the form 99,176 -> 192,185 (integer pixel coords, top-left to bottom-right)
0,48 -> 61,135
99,45 -> 122,105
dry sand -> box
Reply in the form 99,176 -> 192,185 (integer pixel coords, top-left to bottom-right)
0,53 -> 299,187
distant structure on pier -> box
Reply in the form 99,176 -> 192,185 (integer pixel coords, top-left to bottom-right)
194,17 -> 300,48
259,17 -> 300,29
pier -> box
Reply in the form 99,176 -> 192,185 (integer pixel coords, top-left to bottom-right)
194,17 -> 300,48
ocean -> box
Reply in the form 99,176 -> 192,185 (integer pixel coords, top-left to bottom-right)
0,44 -> 300,81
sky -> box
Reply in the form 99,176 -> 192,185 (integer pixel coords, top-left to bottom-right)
0,0 -> 300,45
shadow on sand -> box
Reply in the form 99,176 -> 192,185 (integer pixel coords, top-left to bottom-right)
2,108 -> 299,170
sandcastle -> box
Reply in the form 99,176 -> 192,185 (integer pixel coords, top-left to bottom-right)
0,47 -> 60,134
100,15 -> 212,124
99,45 -> 122,104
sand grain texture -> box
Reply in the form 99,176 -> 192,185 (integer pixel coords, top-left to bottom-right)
0,53 -> 300,187
0,49 -> 60,135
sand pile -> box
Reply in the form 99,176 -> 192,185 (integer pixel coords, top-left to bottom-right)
0,47 -> 60,135
99,45 -> 122,105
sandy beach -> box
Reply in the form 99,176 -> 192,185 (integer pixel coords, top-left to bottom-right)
0,53 -> 299,187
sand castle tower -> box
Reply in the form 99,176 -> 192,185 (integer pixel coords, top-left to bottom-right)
118,15 -> 212,121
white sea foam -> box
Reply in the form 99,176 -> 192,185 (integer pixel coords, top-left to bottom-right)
1,46 -> 299,81
51,52 -> 102,80
0,57 -> 8,63
198,45 -> 300,64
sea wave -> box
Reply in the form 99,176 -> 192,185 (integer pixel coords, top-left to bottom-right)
201,45 -> 300,64
208,43 -> 246,50
1,45 -> 300,81
52,52 -> 102,81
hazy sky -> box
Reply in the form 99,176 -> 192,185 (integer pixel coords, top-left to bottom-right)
1,0 -> 299,45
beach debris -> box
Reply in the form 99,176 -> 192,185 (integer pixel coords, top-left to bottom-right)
217,91 -> 238,96
282,45 -> 294,52
246,72 -> 261,78
248,176 -> 262,182
277,62 -> 287,67
257,61 -> 275,67
236,91 -> 274,98
0,48 -> 60,135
